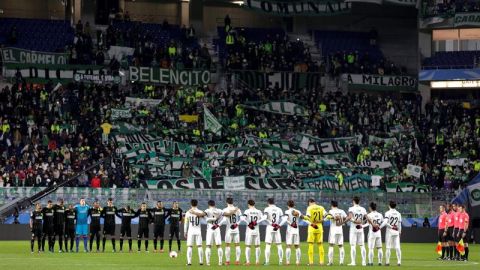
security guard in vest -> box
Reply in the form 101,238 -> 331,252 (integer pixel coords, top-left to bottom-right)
1,120 -> 10,134
168,43 -> 176,57
226,32 -> 235,52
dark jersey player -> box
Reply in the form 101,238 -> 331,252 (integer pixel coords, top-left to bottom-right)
42,200 -> 55,252
53,198 -> 66,252
152,201 -> 167,252
64,204 -> 76,252
30,203 -> 43,253
116,205 -> 136,252
165,201 -> 183,252
101,198 -> 117,252
135,202 -> 153,252
88,201 -> 102,252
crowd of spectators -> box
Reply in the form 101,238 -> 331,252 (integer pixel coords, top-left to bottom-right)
222,16 -> 316,72
326,51 -> 407,77
422,0 -> 480,18
224,31 -> 316,72
0,82 -> 131,188
1,78 -> 480,191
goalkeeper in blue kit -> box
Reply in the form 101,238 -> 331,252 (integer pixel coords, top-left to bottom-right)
75,198 -> 90,252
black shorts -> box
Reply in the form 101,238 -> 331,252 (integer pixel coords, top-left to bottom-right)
32,227 -> 42,238
438,229 -> 445,242
455,229 -> 465,242
65,227 -> 75,238
90,225 -> 101,234
103,224 -> 116,236
54,224 -> 64,235
43,226 -> 54,236
154,224 -> 165,238
137,227 -> 149,238
446,227 -> 454,241
120,226 -> 132,238
169,225 -> 179,238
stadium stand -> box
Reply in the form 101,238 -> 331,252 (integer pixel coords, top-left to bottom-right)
422,51 -> 480,69
0,18 -> 74,52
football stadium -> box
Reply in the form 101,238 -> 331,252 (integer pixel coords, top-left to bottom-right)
0,0 -> 479,269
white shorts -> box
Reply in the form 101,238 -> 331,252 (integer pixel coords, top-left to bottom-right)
349,229 -> 365,246
225,231 -> 240,244
187,232 -> 202,246
245,231 -> 260,246
385,234 -> 400,249
367,235 -> 382,249
286,231 -> 300,245
265,226 -> 282,244
206,229 -> 222,246
328,233 -> 344,246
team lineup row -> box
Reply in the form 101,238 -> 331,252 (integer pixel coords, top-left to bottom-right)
30,196 -> 404,266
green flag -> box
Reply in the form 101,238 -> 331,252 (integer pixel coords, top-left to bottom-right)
204,105 -> 222,135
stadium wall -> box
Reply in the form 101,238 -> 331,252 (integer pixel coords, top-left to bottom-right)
0,0 -> 64,20
124,0 -> 180,25
0,224 -> 465,243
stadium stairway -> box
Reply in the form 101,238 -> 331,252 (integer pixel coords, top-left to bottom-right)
288,33 -> 322,65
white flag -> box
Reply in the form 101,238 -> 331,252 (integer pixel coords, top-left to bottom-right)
407,164 -> 422,178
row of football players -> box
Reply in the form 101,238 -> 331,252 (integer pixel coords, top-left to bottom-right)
183,197 -> 402,266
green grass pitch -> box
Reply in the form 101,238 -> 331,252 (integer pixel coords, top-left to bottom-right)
0,241 -> 477,270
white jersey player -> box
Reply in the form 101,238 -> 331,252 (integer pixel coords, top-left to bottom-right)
184,199 -> 204,266
280,200 -> 301,265
192,200 -> 224,266
364,202 -> 384,266
222,197 -> 242,265
345,196 -> 367,266
382,201 -> 402,266
263,198 -> 284,265
326,200 -> 347,266
241,199 -> 264,265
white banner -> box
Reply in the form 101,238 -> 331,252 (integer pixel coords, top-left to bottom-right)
108,46 -> 135,61
407,164 -> 422,178
468,182 -> 480,207
125,97 -> 162,108
224,176 -> 246,190
447,158 -> 467,167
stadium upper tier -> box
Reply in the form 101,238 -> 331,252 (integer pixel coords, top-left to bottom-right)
422,51 -> 480,70
312,30 -> 383,64
0,18 -> 74,52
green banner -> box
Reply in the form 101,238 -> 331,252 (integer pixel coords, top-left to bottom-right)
454,12 -> 480,27
243,0 -> 351,16
385,183 -> 431,193
1,47 -> 69,65
129,66 -> 211,85
204,105 -> 222,135
342,74 -> 417,92
4,63 -> 105,84
235,70 -> 322,90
